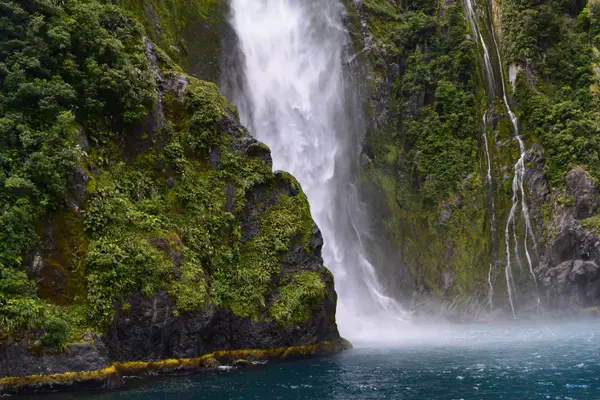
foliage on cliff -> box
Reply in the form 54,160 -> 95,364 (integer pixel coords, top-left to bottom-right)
0,0 -> 155,332
349,0 -> 600,310
502,0 -> 600,186
117,0 -> 228,82
347,0 -> 494,299
0,0 -> 328,345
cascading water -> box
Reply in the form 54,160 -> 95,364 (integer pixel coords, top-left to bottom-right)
481,111 -> 496,311
464,0 -> 500,313
225,0 -> 408,341
464,0 -> 541,316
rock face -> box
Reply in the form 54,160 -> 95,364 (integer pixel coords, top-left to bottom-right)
0,2 -> 343,388
536,167 -> 600,310
565,168 -> 599,220
343,0 -> 600,318
0,339 -> 111,379
105,282 -> 338,363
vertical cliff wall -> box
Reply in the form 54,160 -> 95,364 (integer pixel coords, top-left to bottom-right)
0,0 -> 346,391
344,0 -> 600,318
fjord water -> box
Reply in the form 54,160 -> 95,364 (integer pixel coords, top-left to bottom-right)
223,0 -> 408,340
46,320 -> 598,399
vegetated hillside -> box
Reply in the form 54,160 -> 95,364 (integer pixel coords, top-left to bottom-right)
0,0 -> 343,384
345,0 -> 600,318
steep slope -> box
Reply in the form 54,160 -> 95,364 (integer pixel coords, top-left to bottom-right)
344,0 -> 600,318
0,0 -> 347,393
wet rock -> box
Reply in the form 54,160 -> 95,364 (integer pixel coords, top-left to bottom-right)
525,143 -> 550,203
566,167 -> 599,219
162,73 -> 189,103
0,338 -> 110,378
104,276 -> 338,363
542,259 -> 600,309
65,165 -> 89,213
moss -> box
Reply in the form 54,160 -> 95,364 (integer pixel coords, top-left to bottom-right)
34,211 -> 88,305
271,272 -> 327,328
118,0 -> 227,80
581,215 -> 600,235
168,262 -> 208,312
212,189 -> 314,321
0,366 -> 118,392
0,339 -> 351,393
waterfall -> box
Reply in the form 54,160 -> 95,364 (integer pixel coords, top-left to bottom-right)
482,111 -> 496,311
464,0 -> 501,313
464,0 -> 541,316
224,0 -> 408,341
486,1 -> 542,314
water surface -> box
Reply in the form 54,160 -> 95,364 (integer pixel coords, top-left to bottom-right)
30,320 -> 600,400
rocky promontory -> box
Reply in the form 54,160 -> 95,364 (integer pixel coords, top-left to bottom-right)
0,0 -> 347,394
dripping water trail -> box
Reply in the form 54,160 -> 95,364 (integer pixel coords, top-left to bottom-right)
482,111 -> 496,311
464,0 -> 501,313
485,0 -> 542,314
466,0 -> 542,316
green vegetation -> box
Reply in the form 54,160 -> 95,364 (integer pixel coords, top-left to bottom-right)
0,0 -> 155,335
42,317 -> 70,350
346,0 -> 600,304
361,0 -> 477,203
0,0 -> 326,346
118,0 -> 227,81
349,0 -> 493,297
502,0 -> 600,186
271,271 -> 327,328
213,187 -> 314,321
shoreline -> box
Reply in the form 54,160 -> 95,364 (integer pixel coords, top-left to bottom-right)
0,338 -> 352,396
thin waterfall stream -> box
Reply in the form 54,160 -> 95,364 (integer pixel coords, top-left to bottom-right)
224,0 -> 409,341
464,0 -> 541,317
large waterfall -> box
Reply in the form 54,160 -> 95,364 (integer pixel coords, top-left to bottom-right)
224,0 -> 408,340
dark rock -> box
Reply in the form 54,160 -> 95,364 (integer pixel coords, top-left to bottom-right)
309,223 -> 324,257
246,143 -> 272,164
542,259 -> 600,309
0,338 -> 110,378
566,167 -> 599,219
525,143 -> 550,203
225,183 -> 236,212
104,275 -> 338,363
209,146 -> 221,168
584,261 -> 599,281
65,165 -> 89,213
167,176 -> 175,188
569,260 -> 587,283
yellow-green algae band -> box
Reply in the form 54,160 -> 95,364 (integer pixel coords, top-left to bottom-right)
0,339 -> 352,394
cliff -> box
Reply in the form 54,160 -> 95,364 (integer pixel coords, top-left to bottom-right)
0,0 -> 347,394
344,0 -> 600,319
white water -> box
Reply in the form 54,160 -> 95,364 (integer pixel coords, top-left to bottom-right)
464,0 -> 541,316
227,0 -> 409,341
482,111 -> 496,311
464,0 -> 499,312
487,4 -> 542,315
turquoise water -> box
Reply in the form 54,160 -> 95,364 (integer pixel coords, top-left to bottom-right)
30,320 -> 600,399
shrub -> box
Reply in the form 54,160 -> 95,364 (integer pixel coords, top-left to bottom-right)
42,317 -> 70,349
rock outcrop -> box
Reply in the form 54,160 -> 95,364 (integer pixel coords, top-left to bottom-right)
0,1 -> 345,394
537,167 -> 600,310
